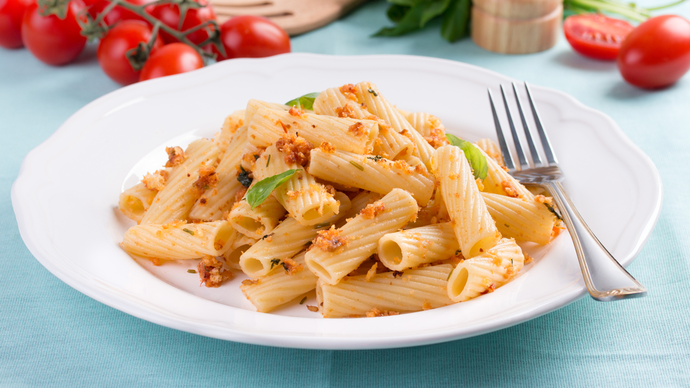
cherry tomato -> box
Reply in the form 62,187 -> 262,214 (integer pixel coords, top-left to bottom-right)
215,15 -> 290,60
618,15 -> 690,89
148,0 -> 215,46
563,14 -> 634,60
87,0 -> 155,26
97,20 -> 163,85
22,0 -> 87,65
139,42 -> 203,81
0,0 -> 34,48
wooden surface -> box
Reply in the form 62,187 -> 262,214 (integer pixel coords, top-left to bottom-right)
471,0 -> 562,54
211,0 -> 368,36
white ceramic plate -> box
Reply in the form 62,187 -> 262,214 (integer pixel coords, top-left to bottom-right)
12,54 -> 662,349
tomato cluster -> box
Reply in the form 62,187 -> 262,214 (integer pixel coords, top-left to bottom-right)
564,14 -> 690,89
0,0 -> 291,85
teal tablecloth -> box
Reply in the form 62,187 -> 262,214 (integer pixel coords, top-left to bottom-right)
2,1 -> 690,386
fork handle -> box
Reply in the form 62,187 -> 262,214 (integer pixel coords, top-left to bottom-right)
544,181 -> 647,301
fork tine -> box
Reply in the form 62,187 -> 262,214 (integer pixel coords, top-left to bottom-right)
511,82 -> 543,167
500,85 -> 530,170
488,89 -> 516,171
524,82 -> 558,166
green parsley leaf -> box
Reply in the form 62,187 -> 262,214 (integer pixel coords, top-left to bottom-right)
299,296 -> 307,305
367,155 -> 384,162
187,269 -> 197,274
445,134 -> 488,180
270,258 -> 281,269
313,222 -> 331,229
447,268 -> 454,281
246,169 -> 300,209
285,92 -> 320,110
367,88 -> 379,97
349,161 -> 364,171
266,154 -> 271,168
183,228 -> 195,236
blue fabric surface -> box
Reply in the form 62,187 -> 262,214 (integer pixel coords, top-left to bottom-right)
2,0 -> 690,386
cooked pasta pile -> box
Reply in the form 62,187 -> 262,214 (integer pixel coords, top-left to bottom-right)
118,82 -> 562,318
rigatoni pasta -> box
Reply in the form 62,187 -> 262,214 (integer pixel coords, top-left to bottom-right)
117,82 -> 562,318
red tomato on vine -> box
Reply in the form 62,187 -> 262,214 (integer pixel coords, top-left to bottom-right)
148,0 -> 215,46
215,15 -> 291,60
21,0 -> 88,65
0,0 -> 34,48
98,20 -> 163,85
87,0 -> 156,26
139,42 -> 203,81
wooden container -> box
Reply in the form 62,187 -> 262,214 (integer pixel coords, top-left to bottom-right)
471,0 -> 562,54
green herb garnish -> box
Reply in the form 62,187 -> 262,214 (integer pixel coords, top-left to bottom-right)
313,222 -> 331,229
285,92 -> 320,110
367,88 -> 378,97
445,134 -> 488,180
299,296 -> 307,305
253,154 -> 259,160
266,154 -> 271,168
270,258 -> 281,269
455,250 -> 461,256
367,155 -> 384,162
349,161 -> 364,171
187,269 -> 197,274
246,169 -> 299,209
237,166 -> 252,188
447,268 -> 454,281
183,228 -> 195,236
545,203 -> 563,221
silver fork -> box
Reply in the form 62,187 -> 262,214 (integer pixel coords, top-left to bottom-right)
488,82 -> 647,301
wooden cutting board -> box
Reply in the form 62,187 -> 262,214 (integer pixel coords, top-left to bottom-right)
210,0 -> 368,36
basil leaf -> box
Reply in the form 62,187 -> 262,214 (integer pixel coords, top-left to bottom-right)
421,0 -> 451,27
374,1 -> 426,37
246,169 -> 300,209
445,134 -> 488,180
441,0 -> 471,42
387,0 -> 418,6
285,93 -> 320,110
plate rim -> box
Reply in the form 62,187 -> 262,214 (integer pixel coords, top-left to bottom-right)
11,53 -> 663,349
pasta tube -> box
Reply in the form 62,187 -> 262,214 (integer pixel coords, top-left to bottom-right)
239,193 -> 351,279
141,139 -> 219,224
305,188 -> 418,285
122,220 -> 236,260
316,264 -> 453,318
482,192 -> 557,245
432,145 -> 500,258
247,108 -> 379,154
308,147 -> 434,206
254,144 -> 339,226
447,238 -> 524,302
228,196 -> 286,239
377,223 -> 459,271
119,182 -> 157,223
240,252 -> 317,313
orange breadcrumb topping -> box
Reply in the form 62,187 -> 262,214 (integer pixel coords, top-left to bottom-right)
193,164 -> 218,192
535,194 -> 554,206
276,134 -> 313,166
242,279 -> 260,286
234,187 -> 247,204
476,178 -> 485,191
360,201 -> 385,219
365,308 -> 399,317
422,301 -> 432,311
165,146 -> 185,167
313,226 -> 348,252
142,169 -> 168,191
288,106 -> 305,117
348,122 -> 366,137
319,141 -> 335,153
425,125 -> 448,149
524,253 -> 534,264
198,256 -> 233,288
501,181 -> 520,198
339,84 -> 358,101
282,258 -> 303,275
335,104 -> 356,118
